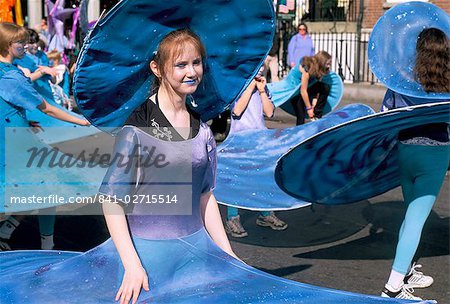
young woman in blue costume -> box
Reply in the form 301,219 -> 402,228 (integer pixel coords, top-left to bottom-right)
0,22 -> 89,251
225,67 -> 288,238
0,19 -> 423,303
100,28 -> 241,304
380,28 -> 450,300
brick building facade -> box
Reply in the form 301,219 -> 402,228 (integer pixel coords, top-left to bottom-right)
363,0 -> 450,29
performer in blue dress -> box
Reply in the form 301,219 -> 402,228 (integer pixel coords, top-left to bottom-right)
0,22 -> 90,251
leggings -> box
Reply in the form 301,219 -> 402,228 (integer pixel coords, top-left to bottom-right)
38,209 -> 56,236
291,81 -> 330,125
392,143 -> 450,274
227,207 -> 270,220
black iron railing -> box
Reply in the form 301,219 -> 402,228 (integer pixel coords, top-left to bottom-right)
277,30 -> 378,84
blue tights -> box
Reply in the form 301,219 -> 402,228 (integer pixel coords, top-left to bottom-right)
227,207 -> 270,220
38,209 -> 56,236
393,143 -> 450,274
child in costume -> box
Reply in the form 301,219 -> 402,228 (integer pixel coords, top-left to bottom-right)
0,22 -> 89,251
225,67 -> 288,238
46,49 -> 72,110
13,28 -> 58,105
380,27 -> 450,301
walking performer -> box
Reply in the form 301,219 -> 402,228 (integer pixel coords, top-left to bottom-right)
0,22 -> 103,251
274,2 -> 449,301
0,1 -> 432,303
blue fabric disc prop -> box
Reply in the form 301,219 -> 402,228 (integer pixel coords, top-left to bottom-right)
368,1 -> 450,99
267,62 -> 343,116
215,104 -> 373,210
26,108 -> 100,145
274,102 -> 450,205
73,0 -> 275,133
1,113 -> 106,214
1,231 -> 433,303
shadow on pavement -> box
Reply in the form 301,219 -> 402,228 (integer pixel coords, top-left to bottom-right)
293,201 -> 449,260
8,215 -> 109,251
221,201 -> 371,248
258,264 -> 313,277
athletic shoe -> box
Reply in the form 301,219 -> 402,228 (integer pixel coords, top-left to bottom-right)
381,284 -> 422,300
0,238 -> 11,251
225,215 -> 248,238
256,212 -> 288,231
404,263 -> 434,288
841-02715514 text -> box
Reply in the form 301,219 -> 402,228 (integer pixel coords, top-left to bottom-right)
97,194 -> 178,204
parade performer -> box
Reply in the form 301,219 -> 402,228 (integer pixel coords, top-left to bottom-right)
275,2 -> 449,301
379,27 -> 449,299
267,52 -> 343,122
47,50 -> 72,109
13,28 -> 99,144
224,67 -> 288,238
46,0 -> 78,53
0,22 -> 94,251
291,50 -> 333,125
14,28 -> 57,104
0,2 -> 433,304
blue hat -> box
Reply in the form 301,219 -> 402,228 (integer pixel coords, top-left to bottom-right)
73,0 -> 275,132
368,1 -> 450,99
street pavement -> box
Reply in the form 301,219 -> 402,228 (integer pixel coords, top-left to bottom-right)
6,85 -> 449,303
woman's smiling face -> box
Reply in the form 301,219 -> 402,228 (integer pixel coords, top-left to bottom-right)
162,42 -> 203,96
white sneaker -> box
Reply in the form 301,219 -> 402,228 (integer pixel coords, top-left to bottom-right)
404,263 -> 434,288
256,212 -> 288,231
225,215 -> 248,238
381,284 -> 422,300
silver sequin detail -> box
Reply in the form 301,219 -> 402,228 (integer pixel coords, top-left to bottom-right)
401,137 -> 450,146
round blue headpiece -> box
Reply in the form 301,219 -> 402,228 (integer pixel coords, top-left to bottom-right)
368,1 -> 450,99
73,0 -> 275,132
